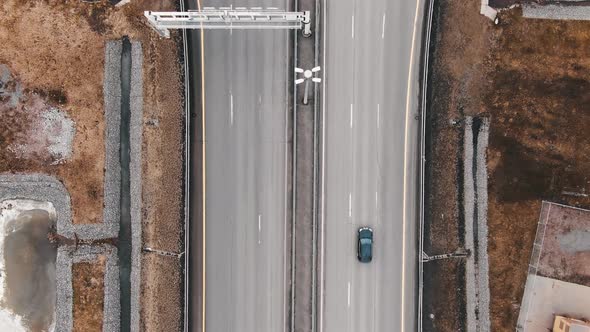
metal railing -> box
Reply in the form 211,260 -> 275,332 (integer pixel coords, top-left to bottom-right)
145,8 -> 310,38
180,1 -> 190,331
418,0 -> 435,331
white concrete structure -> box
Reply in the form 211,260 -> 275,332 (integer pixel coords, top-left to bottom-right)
480,0 -> 498,21
517,276 -> 590,331
144,8 -> 310,38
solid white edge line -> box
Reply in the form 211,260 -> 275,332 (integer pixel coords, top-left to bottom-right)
197,0 -> 206,330
319,0 -> 327,329
284,0 -> 289,328
401,0 -> 422,331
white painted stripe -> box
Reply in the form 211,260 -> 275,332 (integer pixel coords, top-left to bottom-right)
230,93 -> 234,125
347,282 -> 351,307
258,214 -> 262,244
350,104 -> 354,128
283,17 -> 290,331
319,0 -> 327,329
382,13 -> 386,39
351,15 -> 355,39
348,192 -> 352,217
375,191 -> 379,210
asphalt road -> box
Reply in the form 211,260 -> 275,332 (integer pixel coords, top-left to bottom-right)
193,1 -> 291,331
319,0 -> 424,331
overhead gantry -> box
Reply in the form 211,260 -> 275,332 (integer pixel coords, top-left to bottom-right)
144,7 -> 311,38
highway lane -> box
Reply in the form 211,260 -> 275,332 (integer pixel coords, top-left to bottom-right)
320,0 -> 423,331
190,0 -> 291,331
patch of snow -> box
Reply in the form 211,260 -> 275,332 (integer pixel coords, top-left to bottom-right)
7,106 -> 76,165
42,107 -> 76,165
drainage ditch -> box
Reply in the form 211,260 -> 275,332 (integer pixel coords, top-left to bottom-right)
118,36 -> 132,332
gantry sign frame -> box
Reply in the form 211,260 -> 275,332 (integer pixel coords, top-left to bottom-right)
145,8 -> 311,38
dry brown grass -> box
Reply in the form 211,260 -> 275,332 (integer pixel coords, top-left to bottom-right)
427,1 -> 590,330
73,258 -> 106,332
0,0 -> 184,329
486,9 -> 590,330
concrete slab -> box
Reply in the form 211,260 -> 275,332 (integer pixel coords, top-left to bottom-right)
480,0 -> 498,21
517,275 -> 590,331
517,202 -> 590,331
535,202 -> 590,286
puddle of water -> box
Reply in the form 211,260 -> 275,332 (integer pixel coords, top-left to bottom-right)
0,200 -> 57,332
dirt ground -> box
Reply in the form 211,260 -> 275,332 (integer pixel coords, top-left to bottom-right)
486,9 -> 590,330
0,0 -> 184,330
140,253 -> 183,331
73,258 -> 106,332
422,0 -> 493,330
425,0 -> 590,331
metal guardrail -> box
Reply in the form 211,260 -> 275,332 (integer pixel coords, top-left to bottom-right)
290,2 -> 298,330
180,1 -> 190,332
418,0 -> 435,331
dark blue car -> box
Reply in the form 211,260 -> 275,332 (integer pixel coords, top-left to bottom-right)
357,227 -> 373,263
